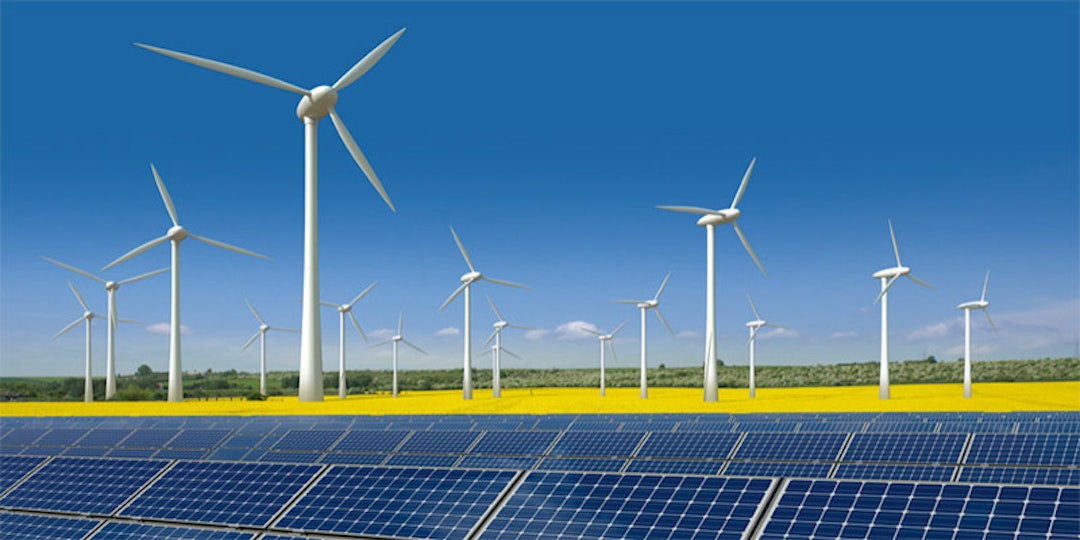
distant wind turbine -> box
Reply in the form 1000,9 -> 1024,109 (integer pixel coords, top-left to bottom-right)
135,29 -> 405,402
872,219 -> 932,400
617,273 -> 675,399
957,271 -> 996,399
53,281 -> 104,402
658,157 -> 767,402
745,294 -> 785,399
43,257 -> 166,400
372,313 -> 427,397
582,321 -> 627,397
241,300 -> 298,397
321,282 -> 377,399
482,295 -> 536,398
439,227 -> 529,400
104,164 -> 269,402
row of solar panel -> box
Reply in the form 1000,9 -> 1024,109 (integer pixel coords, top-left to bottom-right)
1,458 -> 1077,539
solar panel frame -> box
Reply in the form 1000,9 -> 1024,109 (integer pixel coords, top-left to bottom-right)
0,457 -> 169,515
624,459 -> 724,475
635,432 -> 741,459
957,465 -> 1080,486
457,455 -> 539,470
831,463 -> 957,482
331,429 -> 410,452
733,432 -> 848,462
965,433 -> 1080,466
0,511 -> 101,539
469,430 -> 559,456
395,430 -> 481,454
0,456 -> 46,493
165,429 -> 231,449
536,457 -> 628,472
547,431 -> 645,457
384,454 -> 461,468
270,430 -> 345,452
842,433 -> 968,464
90,521 -> 257,539
723,461 -> 834,479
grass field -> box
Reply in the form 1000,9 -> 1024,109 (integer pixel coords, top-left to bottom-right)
1,381 -> 1076,417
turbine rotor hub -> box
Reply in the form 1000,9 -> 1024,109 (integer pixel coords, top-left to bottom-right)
338,305 -> 350,313
167,225 -> 188,242
495,321 -> 508,329
104,281 -> 119,291
461,271 -> 481,283
296,85 -> 339,121
697,208 -> 740,227
260,324 -> 269,332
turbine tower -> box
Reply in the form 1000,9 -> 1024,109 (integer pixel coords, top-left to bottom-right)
43,257 -> 166,400
617,273 -> 675,399
372,313 -> 427,397
482,295 -> 536,398
745,293 -> 785,399
53,281 -> 104,402
104,164 -> 269,402
658,157 -> 767,402
320,282 -> 376,399
957,271 -> 996,398
439,227 -> 528,400
241,300 -> 298,397
872,219 -> 932,400
135,29 -> 405,402
582,321 -> 627,397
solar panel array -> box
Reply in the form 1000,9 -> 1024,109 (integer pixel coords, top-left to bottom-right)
0,411 -> 1076,539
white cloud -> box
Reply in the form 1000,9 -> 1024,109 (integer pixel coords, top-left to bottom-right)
147,323 -> 191,335
907,319 -> 962,340
553,321 -> 599,340
831,331 -> 857,339
760,327 -> 800,340
435,327 -> 460,337
367,328 -> 394,340
525,329 -> 551,341
676,330 -> 699,339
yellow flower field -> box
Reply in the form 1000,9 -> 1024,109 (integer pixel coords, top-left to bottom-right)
1,381 -> 1076,417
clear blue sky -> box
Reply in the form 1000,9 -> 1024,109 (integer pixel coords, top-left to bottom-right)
2,1 -> 1077,378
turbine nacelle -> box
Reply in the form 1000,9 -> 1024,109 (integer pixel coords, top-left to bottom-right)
259,323 -> 270,333
872,266 -> 910,280
104,281 -> 119,291
746,320 -> 766,329
460,271 -> 482,284
295,85 -> 339,121
494,321 -> 509,330
957,300 -> 990,310
336,304 -> 352,313
638,300 -> 659,310
696,208 -> 741,227
167,225 -> 189,242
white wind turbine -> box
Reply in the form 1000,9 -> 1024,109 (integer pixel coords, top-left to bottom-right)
581,321 -> 627,397
658,157 -> 767,402
136,29 -> 405,402
616,273 -> 675,399
439,227 -> 529,400
482,295 -> 536,398
53,281 -> 104,402
104,164 -> 269,402
745,293 -> 785,399
242,300 -> 299,397
320,282 -> 377,399
872,219 -> 933,400
43,257 -> 166,400
372,313 -> 427,397
957,271 -> 996,399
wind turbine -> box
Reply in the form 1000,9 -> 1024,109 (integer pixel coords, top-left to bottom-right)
745,293 -> 785,399
320,282 -> 376,399
104,164 -> 269,402
135,29 -> 405,402
872,219 -> 933,400
241,300 -> 298,397
581,321 -> 627,397
439,227 -> 529,400
53,281 -> 104,402
482,295 -> 536,398
658,157 -> 767,402
957,271 -> 996,399
616,273 -> 675,399
43,257 -> 166,400
372,313 -> 427,397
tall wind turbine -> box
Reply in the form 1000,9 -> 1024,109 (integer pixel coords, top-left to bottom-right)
581,321 -> 627,397
439,227 -> 529,400
658,157 -> 767,402
872,219 -> 933,400
957,271 -> 996,399
482,295 -> 536,398
617,273 -> 675,399
242,300 -> 299,397
53,281 -> 104,402
745,293 -> 785,399
135,29 -> 405,402
104,164 -> 269,402
320,282 -> 376,399
43,257 -> 166,400
372,313 -> 427,397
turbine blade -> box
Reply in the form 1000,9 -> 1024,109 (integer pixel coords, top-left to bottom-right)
501,347 -> 523,360
245,299 -> 266,325
319,301 -> 338,308
271,326 -> 300,333
68,281 -> 90,311
188,233 -> 271,260
486,295 -> 504,321
767,323 -> 788,330
53,317 -> 84,339
449,227 -> 476,272
348,311 -> 368,343
654,308 -> 675,337
150,164 -> 181,227
483,276 -> 530,289
746,327 -> 758,349
581,327 -> 603,337
348,281 -> 378,308
875,274 -> 901,304
730,157 -> 757,209
397,312 -> 404,335
402,340 -> 428,355
483,330 -> 498,348
328,107 -> 396,212
42,257 -> 104,283
371,339 -> 393,348
508,324 -> 538,331
655,205 -> 719,216
888,219 -> 902,267
610,320 -> 628,336
241,332 -> 260,352
654,272 -> 672,300
981,270 -> 991,302
118,267 -> 169,285
732,222 -> 768,277
439,282 -> 468,311
747,293 -> 762,321
135,43 -> 309,96
614,300 -> 642,305
115,318 -> 142,325
110,308 -> 118,333
906,273 -> 934,290
607,340 -> 619,365
103,235 -> 169,270
332,28 -> 407,91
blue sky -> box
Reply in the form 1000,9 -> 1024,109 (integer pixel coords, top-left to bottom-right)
2,1 -> 1077,379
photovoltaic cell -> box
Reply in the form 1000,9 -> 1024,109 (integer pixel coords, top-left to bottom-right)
0,511 -> 100,539
797,421 -> 867,433
166,429 -> 231,449
258,451 -> 322,463
271,430 -> 344,452
33,429 -> 88,446
62,447 -> 110,457
107,448 -> 157,458
842,433 -> 967,464
119,429 -> 177,448
723,461 -> 833,479
0,457 -> 168,515
624,459 -> 723,475
863,421 -> 937,433
276,466 -> 517,539
965,434 -> 1080,466
0,429 -> 47,446
78,429 -> 134,447
469,430 -> 559,456
548,431 -> 645,457
384,454 -> 461,468
831,463 -> 956,482
457,456 -> 538,470
90,521 -> 256,539
119,461 -> 322,528
396,430 -> 480,454
331,429 -> 409,452
205,448 -> 249,461
478,472 -> 774,540
318,452 -> 388,465
938,420 -> 1016,433
958,466 -> 1080,486
733,433 -> 847,462
153,449 -> 208,460
0,456 -> 45,492
635,432 -> 740,459
536,457 -> 627,472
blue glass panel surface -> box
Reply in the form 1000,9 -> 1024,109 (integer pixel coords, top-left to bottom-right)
833,463 -> 956,482
958,466 -> 1080,486
536,457 -> 627,472
624,459 -> 723,475
318,452 -> 388,465
166,429 -> 231,449
0,457 -> 167,514
734,433 -> 847,461
966,434 -> 1080,466
78,429 -> 134,447
548,431 -> 645,457
33,429 -> 88,446
384,454 -> 460,468
457,455 -> 538,470
469,430 -> 559,456
271,430 -> 344,452
724,461 -> 833,478
119,429 -> 178,448
843,433 -> 967,464
0,511 -> 100,539
396,430 -> 480,454
91,521 -> 256,539
331,429 -> 409,452
0,456 -> 46,492
636,432 -> 740,459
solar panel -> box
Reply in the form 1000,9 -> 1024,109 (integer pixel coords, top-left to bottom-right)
396,430 -> 480,454
62,446 -> 110,457
0,445 -> 25,455
166,429 -> 231,449
0,456 -> 45,493
205,448 -> 249,461
863,420 -> 937,433
620,420 -> 679,432
119,429 -> 178,448
33,428 -> 88,446
735,421 -> 801,433
0,457 -> 168,515
91,521 -> 256,539
478,472 -> 775,540
153,449 -> 208,460
271,430 -> 344,452
457,456 -> 538,470
275,466 -> 518,539
331,429 -> 410,452
832,463 -> 956,482
107,448 -> 157,458
958,466 -> 1080,486
469,430 -> 559,456
258,451 -> 322,464
0,511 -> 100,539
0,429 -> 47,446
733,433 -> 847,462
318,452 -> 388,465
568,420 -> 622,431
529,416 -> 576,430
723,461 -> 833,478
536,457 -> 627,472
635,432 -> 740,460
77,428 -> 134,447
796,421 -> 867,433
624,459 -> 723,475
965,434 -> 1080,466
118,461 -> 322,528
384,454 -> 461,468
842,433 -> 967,464
547,431 -> 645,457
675,421 -> 736,433
938,420 -> 1016,433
